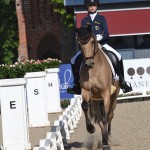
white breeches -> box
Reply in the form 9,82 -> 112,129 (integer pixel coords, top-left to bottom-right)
103,44 -> 121,61
71,44 -> 121,64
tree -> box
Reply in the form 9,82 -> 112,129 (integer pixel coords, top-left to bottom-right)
0,0 -> 18,64
50,0 -> 74,29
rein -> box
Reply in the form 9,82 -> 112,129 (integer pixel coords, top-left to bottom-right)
78,33 -> 99,61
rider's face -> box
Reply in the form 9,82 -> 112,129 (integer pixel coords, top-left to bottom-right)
86,4 -> 97,13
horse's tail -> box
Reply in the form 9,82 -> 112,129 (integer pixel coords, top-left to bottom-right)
89,100 -> 103,124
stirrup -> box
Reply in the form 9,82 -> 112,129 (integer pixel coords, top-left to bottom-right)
121,81 -> 132,93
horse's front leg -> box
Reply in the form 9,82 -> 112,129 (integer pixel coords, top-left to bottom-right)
108,97 -> 117,137
81,89 -> 95,134
99,94 -> 111,150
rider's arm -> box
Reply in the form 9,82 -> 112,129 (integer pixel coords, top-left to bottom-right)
100,15 -> 109,42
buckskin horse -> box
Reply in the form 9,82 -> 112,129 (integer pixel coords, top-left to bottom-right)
76,25 -> 120,150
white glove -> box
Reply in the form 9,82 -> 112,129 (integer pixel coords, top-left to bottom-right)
96,34 -> 103,41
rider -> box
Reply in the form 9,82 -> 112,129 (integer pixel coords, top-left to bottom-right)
67,0 -> 132,94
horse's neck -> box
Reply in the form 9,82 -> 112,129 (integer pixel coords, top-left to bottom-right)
88,48 -> 109,74
94,48 -> 106,65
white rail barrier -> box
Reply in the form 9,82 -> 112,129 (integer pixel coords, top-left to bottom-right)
33,96 -> 82,150
62,111 -> 74,133
0,67 -> 82,150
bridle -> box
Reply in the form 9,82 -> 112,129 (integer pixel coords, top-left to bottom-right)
77,33 -> 99,62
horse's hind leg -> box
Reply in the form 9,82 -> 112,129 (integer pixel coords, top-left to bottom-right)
81,100 -> 95,134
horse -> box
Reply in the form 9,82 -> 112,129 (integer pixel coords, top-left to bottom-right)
75,25 -> 120,150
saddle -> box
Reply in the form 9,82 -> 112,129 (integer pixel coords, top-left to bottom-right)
102,47 -> 119,79
74,47 -> 119,79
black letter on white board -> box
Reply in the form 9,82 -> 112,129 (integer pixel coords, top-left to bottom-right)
10,101 -> 16,109
34,89 -> 39,95
48,82 -> 53,87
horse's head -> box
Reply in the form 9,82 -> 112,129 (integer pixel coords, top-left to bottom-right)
75,25 -> 99,68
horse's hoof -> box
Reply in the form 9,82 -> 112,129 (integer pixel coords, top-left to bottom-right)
102,145 -> 110,150
86,123 -> 95,134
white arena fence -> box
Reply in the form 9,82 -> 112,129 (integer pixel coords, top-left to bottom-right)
0,66 -> 82,150
33,96 -> 82,150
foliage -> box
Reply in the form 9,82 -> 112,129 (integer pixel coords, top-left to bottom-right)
0,0 -> 18,64
0,58 -> 62,79
50,0 -> 74,29
61,99 -> 70,109
0,0 -> 74,64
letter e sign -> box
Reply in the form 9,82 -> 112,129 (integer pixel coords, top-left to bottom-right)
10,101 -> 16,109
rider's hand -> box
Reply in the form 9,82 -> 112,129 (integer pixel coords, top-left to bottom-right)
96,34 -> 103,41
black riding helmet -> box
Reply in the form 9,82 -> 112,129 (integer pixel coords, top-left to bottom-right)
84,0 -> 99,5
84,0 -> 99,13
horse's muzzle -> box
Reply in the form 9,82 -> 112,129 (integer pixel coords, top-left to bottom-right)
85,58 -> 94,68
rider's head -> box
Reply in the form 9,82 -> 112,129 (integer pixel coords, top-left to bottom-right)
84,0 -> 99,14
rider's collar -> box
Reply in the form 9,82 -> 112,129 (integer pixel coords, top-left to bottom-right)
89,12 -> 97,21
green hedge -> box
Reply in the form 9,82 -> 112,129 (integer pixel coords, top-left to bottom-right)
0,58 -> 61,79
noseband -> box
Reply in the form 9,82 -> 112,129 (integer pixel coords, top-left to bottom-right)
78,33 -> 98,62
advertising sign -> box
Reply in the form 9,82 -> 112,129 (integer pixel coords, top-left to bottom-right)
124,58 -> 150,91
118,58 -> 150,99
59,64 -> 74,99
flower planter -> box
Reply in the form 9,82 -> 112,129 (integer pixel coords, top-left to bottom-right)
45,68 -> 62,113
25,71 -> 50,127
0,78 -> 31,150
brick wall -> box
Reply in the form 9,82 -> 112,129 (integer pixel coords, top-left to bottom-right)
15,0 -> 75,63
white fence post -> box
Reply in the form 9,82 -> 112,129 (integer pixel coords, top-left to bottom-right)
65,107 -> 77,129
0,78 -> 31,150
58,115 -> 70,140
25,71 -> 50,127
39,138 -> 57,150
45,68 -> 62,113
62,111 -> 74,133
48,126 -> 64,150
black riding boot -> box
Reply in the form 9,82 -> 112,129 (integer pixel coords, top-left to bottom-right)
67,53 -> 83,94
119,59 -> 132,93
67,64 -> 81,94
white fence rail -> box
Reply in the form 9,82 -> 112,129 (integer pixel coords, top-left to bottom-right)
33,96 -> 82,150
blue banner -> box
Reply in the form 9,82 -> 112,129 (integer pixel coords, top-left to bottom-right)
64,0 -> 147,6
59,64 -> 74,99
